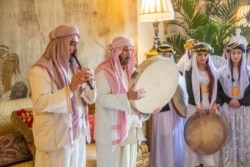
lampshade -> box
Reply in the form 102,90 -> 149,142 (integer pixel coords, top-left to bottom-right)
139,0 -> 175,22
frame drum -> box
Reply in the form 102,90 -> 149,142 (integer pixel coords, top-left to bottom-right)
130,56 -> 179,114
171,74 -> 188,117
184,112 -> 228,155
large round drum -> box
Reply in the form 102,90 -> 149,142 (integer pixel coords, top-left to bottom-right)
184,112 -> 228,155
171,74 -> 188,117
130,56 -> 179,114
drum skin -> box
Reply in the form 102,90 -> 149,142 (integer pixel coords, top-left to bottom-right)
130,56 -> 179,114
184,112 -> 228,155
171,74 -> 188,117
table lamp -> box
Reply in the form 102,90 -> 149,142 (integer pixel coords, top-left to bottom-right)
139,0 -> 175,58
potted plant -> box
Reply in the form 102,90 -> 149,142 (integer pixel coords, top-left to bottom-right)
164,0 -> 250,60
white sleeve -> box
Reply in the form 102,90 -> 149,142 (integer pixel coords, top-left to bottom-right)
80,81 -> 97,104
28,66 -> 72,114
95,70 -> 132,113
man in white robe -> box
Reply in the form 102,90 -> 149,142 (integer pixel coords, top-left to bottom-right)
94,36 -> 151,167
28,25 -> 96,167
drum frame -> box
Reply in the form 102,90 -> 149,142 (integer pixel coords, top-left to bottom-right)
184,112 -> 228,155
130,56 -> 179,114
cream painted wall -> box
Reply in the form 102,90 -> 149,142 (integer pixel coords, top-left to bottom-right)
0,0 -> 138,96
137,0 -> 170,65
137,21 -> 166,64
0,0 -> 168,101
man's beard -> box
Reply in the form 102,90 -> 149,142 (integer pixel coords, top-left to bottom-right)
120,57 -> 130,66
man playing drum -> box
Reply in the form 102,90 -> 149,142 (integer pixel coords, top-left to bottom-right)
94,36 -> 160,167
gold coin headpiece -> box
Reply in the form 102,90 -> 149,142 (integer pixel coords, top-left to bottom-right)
157,44 -> 176,54
192,42 -> 213,53
184,39 -> 199,50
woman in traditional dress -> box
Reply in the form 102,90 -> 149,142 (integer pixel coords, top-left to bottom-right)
150,44 -> 185,167
184,42 -> 219,167
217,42 -> 250,166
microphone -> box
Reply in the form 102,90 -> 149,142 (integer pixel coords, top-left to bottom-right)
71,53 -> 94,90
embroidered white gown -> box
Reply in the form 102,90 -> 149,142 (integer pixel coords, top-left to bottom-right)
219,67 -> 250,167
184,70 -> 219,167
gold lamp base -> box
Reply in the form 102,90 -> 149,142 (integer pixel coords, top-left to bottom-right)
144,21 -> 161,59
145,49 -> 158,59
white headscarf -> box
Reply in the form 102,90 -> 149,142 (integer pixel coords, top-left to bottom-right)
177,50 -> 191,73
219,42 -> 250,98
95,36 -> 135,150
191,43 -> 218,108
157,44 -> 175,61
177,39 -> 199,73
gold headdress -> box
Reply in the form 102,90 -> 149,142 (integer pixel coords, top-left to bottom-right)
192,42 -> 213,53
184,39 -> 199,50
157,44 -> 176,54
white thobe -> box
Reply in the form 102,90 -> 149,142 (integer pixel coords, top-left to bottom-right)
28,66 -> 96,167
94,70 -> 148,167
